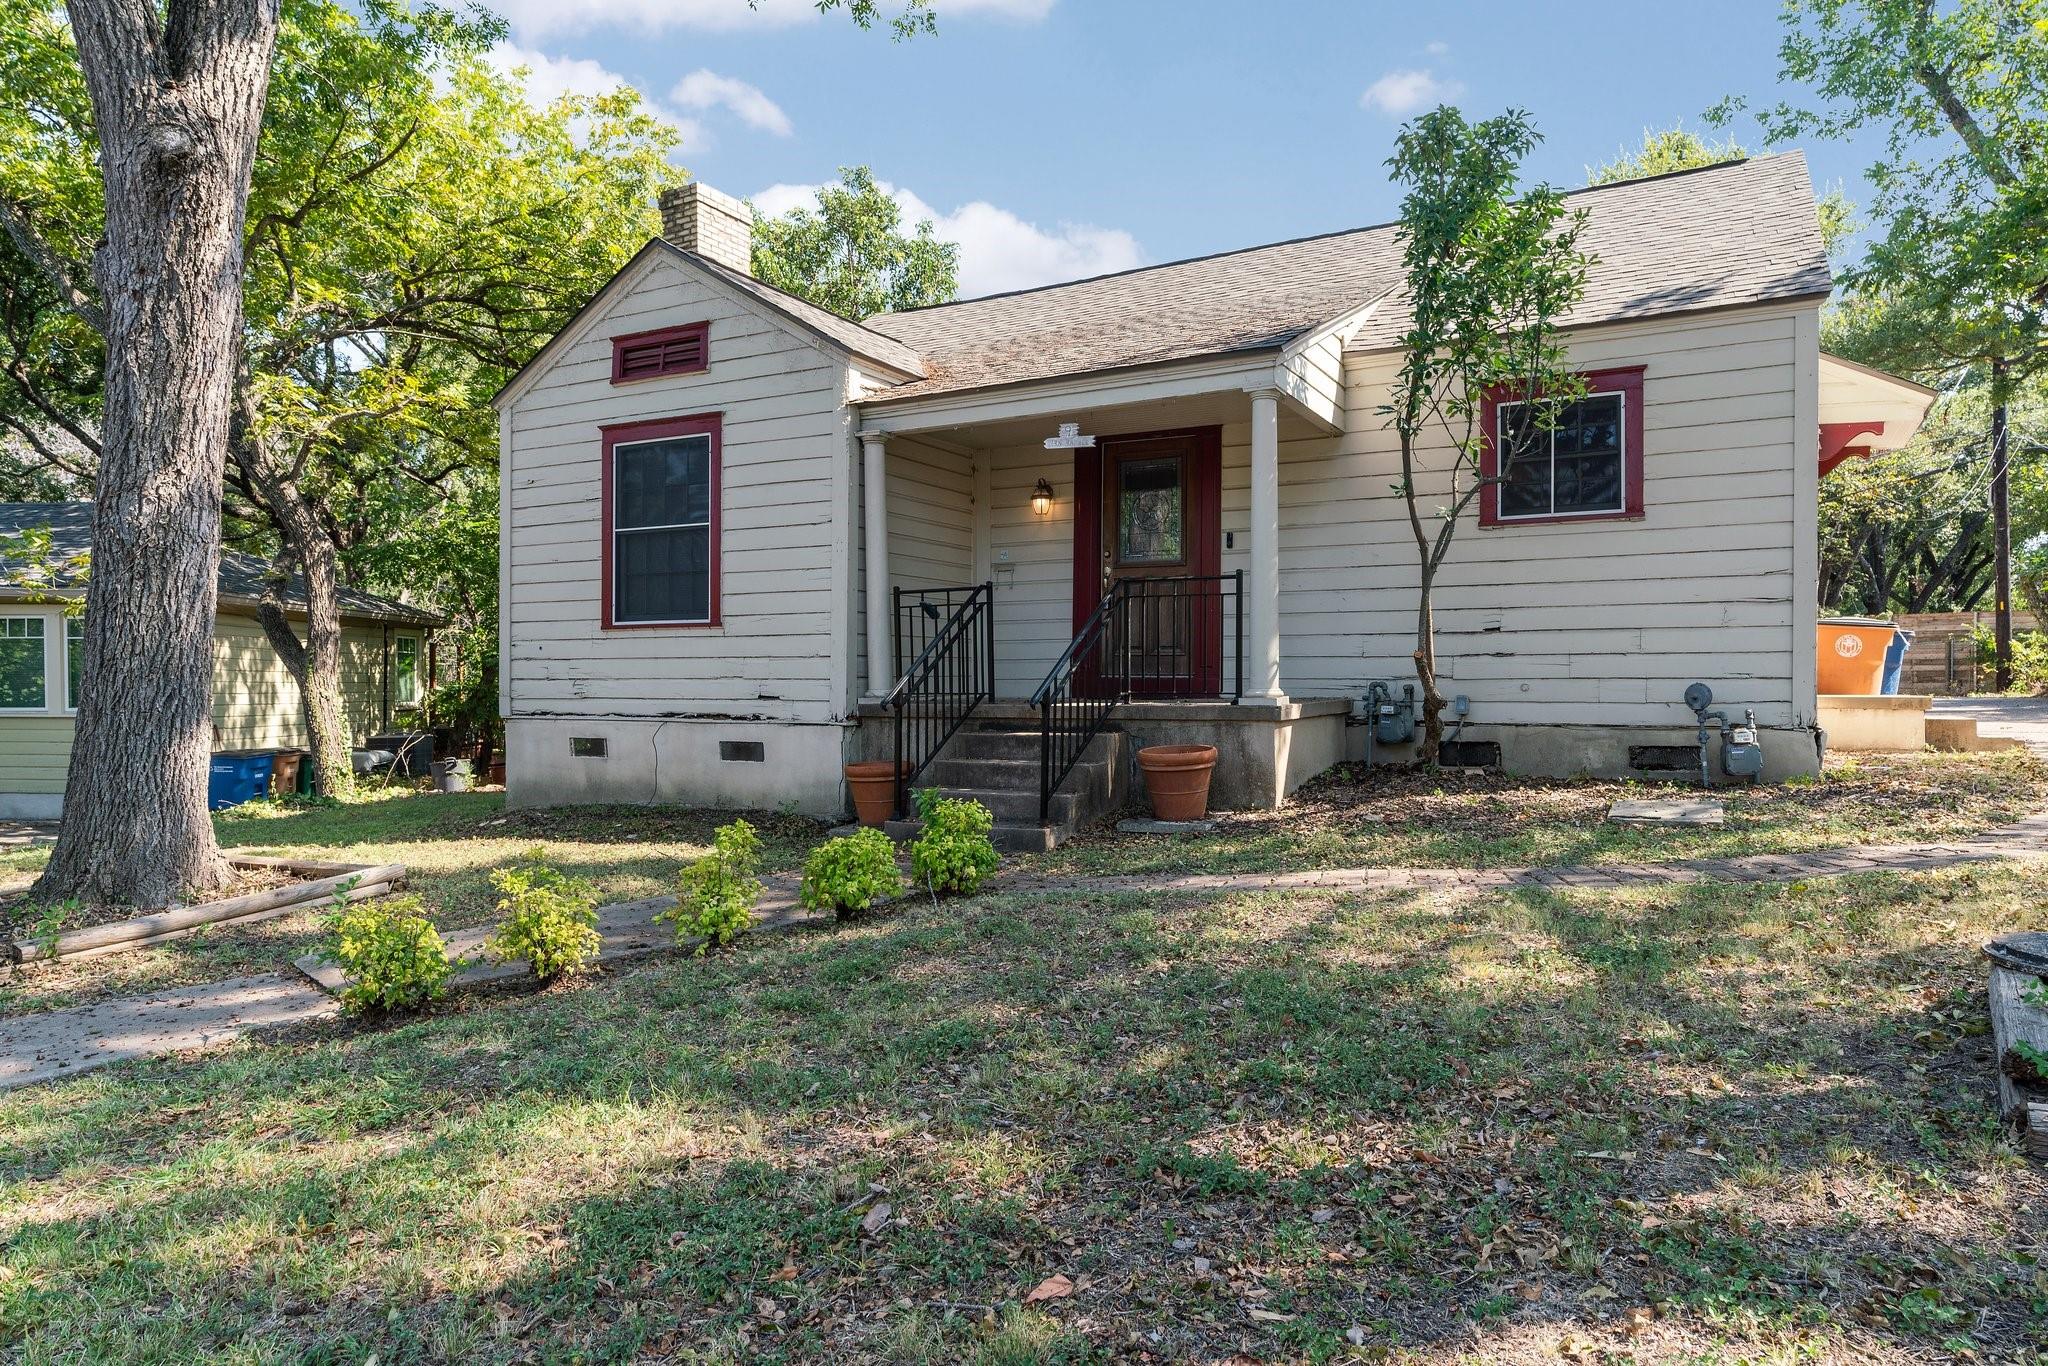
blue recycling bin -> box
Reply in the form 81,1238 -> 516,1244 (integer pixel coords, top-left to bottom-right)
1880,627 -> 1915,695
208,752 -> 276,810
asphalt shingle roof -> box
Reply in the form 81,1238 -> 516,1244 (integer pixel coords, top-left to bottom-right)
0,502 -> 441,626
857,153 -> 1832,404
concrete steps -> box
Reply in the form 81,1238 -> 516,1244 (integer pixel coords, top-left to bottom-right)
885,723 -> 1126,851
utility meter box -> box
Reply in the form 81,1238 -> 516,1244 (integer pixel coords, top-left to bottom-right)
1366,682 -> 1417,745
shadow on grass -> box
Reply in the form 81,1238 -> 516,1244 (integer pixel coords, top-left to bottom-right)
2,869 -> 2044,1361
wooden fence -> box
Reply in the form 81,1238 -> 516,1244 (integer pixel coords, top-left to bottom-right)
1892,611 -> 2042,696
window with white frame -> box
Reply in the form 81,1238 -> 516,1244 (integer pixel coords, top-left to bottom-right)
394,635 -> 421,706
65,615 -> 83,711
0,616 -> 47,710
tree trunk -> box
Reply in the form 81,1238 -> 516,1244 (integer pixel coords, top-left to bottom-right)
1991,359 -> 2012,691
1413,578 -> 1446,764
32,0 -> 282,908
247,473 -> 356,798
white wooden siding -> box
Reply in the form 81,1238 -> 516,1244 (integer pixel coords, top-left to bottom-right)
503,253 -> 850,724
973,302 -> 1813,726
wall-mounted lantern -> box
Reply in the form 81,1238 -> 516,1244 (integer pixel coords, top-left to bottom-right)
1031,478 -> 1055,517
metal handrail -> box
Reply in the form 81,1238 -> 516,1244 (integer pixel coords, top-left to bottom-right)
1032,571 -> 1243,823
882,582 -> 994,818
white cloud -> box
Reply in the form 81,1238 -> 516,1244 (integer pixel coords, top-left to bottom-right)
751,179 -> 1144,298
494,0 -> 1052,40
1359,67 -> 1463,117
487,42 -> 705,148
1424,39 -> 1449,56
670,69 -> 793,136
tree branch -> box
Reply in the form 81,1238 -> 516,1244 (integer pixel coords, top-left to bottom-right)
0,201 -> 107,336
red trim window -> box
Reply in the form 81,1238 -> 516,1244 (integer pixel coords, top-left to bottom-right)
600,413 -> 722,628
611,322 -> 710,384
1479,366 -> 1646,527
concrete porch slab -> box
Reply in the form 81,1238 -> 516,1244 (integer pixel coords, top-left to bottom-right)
1116,817 -> 1218,835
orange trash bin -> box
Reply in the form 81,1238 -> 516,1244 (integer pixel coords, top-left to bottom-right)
1816,618 -> 1894,695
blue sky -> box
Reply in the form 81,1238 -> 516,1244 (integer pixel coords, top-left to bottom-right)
486,0 -> 1888,299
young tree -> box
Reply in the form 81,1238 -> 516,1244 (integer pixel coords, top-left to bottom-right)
1382,107 -> 1593,762
0,0 -> 282,909
751,166 -> 960,319
1587,125 -> 1748,183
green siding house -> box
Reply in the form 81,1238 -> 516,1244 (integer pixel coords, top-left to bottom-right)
0,503 -> 439,818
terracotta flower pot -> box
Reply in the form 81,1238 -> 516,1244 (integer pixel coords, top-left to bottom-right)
844,760 -> 909,827
1136,743 -> 1218,822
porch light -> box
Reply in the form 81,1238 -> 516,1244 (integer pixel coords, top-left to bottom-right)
1031,478 -> 1055,516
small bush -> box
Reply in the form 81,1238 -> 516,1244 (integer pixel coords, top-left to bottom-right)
486,848 -> 601,980
800,828 -> 903,916
325,893 -> 454,1013
909,790 -> 1000,896
662,818 -> 763,954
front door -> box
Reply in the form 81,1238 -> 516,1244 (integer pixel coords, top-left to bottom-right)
1072,427 -> 1223,695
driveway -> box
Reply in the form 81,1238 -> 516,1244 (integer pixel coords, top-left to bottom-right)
1930,694 -> 2048,752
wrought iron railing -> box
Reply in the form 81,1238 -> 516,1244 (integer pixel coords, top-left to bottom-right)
1031,572 -> 1243,823
882,582 -> 995,817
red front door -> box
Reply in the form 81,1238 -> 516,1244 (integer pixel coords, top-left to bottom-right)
1071,426 -> 1223,695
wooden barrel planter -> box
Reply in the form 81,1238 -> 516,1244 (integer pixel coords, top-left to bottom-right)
1985,931 -> 2048,1160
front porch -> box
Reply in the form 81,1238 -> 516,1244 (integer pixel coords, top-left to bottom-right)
850,368 -> 1354,836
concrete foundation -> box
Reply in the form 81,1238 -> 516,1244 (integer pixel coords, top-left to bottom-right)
1816,694 -> 1931,753
0,793 -> 62,820
506,716 -> 851,817
1352,721 -> 1824,784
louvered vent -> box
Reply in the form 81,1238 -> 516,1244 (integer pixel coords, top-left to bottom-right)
611,323 -> 708,382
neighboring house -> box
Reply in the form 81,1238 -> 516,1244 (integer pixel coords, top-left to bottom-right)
0,502 -> 439,818
496,163 -> 1931,843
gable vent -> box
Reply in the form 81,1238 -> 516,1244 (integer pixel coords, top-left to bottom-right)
612,323 -> 709,383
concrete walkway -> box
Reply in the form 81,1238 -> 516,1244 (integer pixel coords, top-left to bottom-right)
7,816 -> 2048,1094
1932,695 -> 2048,753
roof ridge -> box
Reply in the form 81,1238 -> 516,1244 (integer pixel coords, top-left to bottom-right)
871,153 -> 1790,322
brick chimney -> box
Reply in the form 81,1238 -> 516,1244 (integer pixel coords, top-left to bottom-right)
658,182 -> 754,276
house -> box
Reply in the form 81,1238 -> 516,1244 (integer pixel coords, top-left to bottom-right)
0,502 -> 439,818
495,161 -> 1931,845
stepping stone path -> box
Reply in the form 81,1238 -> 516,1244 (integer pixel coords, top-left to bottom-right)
1607,798 -> 1725,826
8,811 -> 2048,1093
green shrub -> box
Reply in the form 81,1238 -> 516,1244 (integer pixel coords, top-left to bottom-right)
485,848 -> 601,980
1973,624 -> 2048,692
661,818 -> 763,953
909,790 -> 1000,896
324,893 -> 454,1013
800,828 -> 903,916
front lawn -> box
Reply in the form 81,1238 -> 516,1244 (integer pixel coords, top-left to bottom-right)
0,794 -> 825,1017
4,851 -> 2046,1360
1035,748 -> 2048,876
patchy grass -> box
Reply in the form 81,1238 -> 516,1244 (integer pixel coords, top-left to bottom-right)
0,793 -> 827,1016
1035,748 -> 2048,876
3,853 -> 2045,1361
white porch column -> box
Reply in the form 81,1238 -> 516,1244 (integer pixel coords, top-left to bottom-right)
1246,389 -> 1286,701
862,430 -> 892,698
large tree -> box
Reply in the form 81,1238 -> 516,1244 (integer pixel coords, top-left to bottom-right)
0,0 -> 282,911
1741,0 -> 2047,683
751,166 -> 959,319
1383,107 -> 1592,761
3,1 -> 680,803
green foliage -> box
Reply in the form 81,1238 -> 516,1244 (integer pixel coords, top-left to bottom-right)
1587,125 -> 1746,184
662,819 -> 763,954
1382,106 -> 1593,758
909,790 -> 999,896
324,890 -> 454,1013
485,847 -> 601,979
799,827 -> 904,916
1972,626 -> 2048,693
751,166 -> 960,320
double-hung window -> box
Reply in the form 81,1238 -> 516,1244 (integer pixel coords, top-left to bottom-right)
65,616 -> 83,711
0,616 -> 46,711
394,635 -> 421,706
1480,366 -> 1645,527
602,414 -> 721,628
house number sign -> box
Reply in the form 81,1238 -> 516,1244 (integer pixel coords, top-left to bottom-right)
1043,422 -> 1096,450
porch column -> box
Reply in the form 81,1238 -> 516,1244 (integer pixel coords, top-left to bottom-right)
862,430 -> 892,698
1246,389 -> 1286,701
